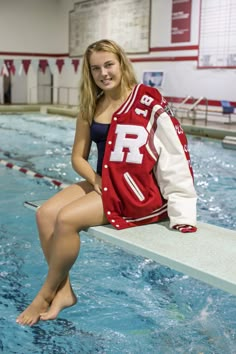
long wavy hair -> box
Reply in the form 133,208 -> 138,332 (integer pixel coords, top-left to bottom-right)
78,39 -> 138,124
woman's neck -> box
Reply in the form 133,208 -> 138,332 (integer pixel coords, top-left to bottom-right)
95,86 -> 134,122
103,86 -> 133,105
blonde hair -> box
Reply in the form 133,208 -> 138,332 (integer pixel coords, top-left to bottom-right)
78,39 -> 137,124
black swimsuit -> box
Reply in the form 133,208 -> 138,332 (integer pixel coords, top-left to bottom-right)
90,121 -> 110,176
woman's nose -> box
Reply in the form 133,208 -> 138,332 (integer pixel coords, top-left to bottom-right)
100,66 -> 108,76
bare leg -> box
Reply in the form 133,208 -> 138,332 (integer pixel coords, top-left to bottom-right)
36,182 -> 93,314
16,183 -> 84,326
16,188 -> 107,326
37,181 -> 94,262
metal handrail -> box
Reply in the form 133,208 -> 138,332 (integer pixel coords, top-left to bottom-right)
188,96 -> 203,110
175,95 -> 193,108
176,95 -> 194,108
187,96 -> 208,125
174,95 -> 194,117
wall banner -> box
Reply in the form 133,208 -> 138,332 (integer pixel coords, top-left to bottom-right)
171,0 -> 192,43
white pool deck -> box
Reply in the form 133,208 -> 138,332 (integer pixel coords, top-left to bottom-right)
1,105 -> 236,296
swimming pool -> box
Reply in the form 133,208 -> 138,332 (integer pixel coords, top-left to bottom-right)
0,113 -> 236,353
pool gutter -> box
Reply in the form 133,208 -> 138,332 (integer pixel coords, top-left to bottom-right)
182,123 -> 236,139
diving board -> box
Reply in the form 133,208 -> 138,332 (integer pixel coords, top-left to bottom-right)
24,200 -> 236,296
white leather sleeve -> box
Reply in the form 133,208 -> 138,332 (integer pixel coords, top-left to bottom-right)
153,112 -> 197,228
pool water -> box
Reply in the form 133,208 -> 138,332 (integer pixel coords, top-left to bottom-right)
0,113 -> 236,353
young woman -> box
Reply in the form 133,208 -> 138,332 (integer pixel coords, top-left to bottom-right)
16,39 -> 197,326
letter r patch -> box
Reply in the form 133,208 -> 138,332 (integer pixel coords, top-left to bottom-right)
110,124 -> 148,164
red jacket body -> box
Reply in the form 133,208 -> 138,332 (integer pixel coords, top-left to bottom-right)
102,84 -> 197,230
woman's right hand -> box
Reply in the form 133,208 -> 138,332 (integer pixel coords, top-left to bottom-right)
93,174 -> 102,195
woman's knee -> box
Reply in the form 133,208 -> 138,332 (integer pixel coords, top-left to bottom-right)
54,208 -> 80,235
36,201 -> 57,229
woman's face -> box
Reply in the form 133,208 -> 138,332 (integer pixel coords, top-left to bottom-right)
89,51 -> 122,92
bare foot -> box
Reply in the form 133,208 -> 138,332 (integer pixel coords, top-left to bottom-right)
40,283 -> 77,321
16,294 -> 50,326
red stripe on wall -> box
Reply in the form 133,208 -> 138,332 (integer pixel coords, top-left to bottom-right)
0,52 -> 198,63
131,56 -> 198,63
0,45 -> 199,58
0,52 -> 68,57
0,45 -> 199,57
150,45 -> 198,52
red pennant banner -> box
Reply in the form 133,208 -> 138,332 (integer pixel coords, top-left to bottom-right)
4,59 -> 15,75
22,59 -> 31,75
56,59 -> 64,73
1,57 -> 81,75
72,59 -> 79,73
39,59 -> 48,73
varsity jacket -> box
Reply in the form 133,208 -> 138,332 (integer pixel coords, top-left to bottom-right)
102,83 -> 197,230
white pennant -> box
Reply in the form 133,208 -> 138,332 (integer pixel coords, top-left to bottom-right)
18,63 -> 23,76
64,57 -> 72,71
30,58 -> 39,73
48,58 -> 56,75
14,59 -> 22,76
2,63 -> 9,77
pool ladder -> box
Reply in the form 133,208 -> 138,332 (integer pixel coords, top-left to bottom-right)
174,96 -> 208,125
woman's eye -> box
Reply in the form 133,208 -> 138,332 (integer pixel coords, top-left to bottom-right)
105,62 -> 113,68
